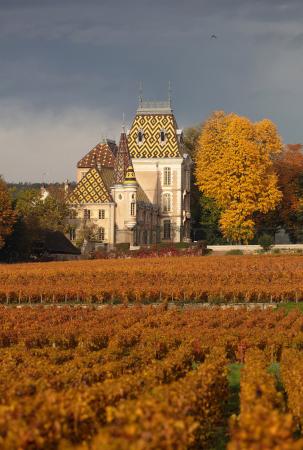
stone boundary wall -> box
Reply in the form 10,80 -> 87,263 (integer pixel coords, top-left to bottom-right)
208,244 -> 303,253
2,303 -> 278,310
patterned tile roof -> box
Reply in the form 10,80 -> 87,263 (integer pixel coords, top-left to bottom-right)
77,141 -> 117,169
128,113 -> 182,159
67,167 -> 114,204
114,132 -> 131,184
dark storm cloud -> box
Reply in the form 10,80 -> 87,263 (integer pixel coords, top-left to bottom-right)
1,0 -> 303,181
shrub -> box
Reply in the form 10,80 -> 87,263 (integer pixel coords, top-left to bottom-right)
225,249 -> 243,255
116,243 -> 130,252
272,248 -> 281,255
258,234 -> 274,252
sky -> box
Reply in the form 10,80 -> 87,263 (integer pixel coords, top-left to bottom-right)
1,0 -> 303,182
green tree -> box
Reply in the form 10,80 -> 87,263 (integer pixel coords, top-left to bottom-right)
1,186 -> 69,261
15,188 -> 69,233
0,178 -> 16,249
183,124 -> 204,232
200,195 -> 225,243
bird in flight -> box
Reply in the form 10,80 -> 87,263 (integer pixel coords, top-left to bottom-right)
211,34 -> 218,39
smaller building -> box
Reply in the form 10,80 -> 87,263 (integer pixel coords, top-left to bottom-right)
32,230 -> 81,260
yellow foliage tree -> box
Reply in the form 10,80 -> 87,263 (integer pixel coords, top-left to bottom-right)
195,111 -> 282,243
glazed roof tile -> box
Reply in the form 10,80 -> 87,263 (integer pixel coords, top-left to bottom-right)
77,142 -> 117,169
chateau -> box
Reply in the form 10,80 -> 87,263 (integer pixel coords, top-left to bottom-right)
67,97 -> 192,250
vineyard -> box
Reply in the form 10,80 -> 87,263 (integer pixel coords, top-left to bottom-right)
1,307 -> 303,449
1,255 -> 303,303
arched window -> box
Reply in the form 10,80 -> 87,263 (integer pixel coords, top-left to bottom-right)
138,130 -> 144,143
184,170 -> 190,191
98,227 -> 105,241
69,209 -> 77,219
163,167 -> 171,186
69,228 -> 76,241
160,130 -> 166,143
163,220 -> 171,240
162,193 -> 172,213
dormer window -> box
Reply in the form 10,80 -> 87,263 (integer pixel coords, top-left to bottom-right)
160,130 -> 166,143
137,130 -> 144,144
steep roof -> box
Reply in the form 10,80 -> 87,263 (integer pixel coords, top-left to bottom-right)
77,141 -> 117,169
128,101 -> 183,159
114,131 -> 131,184
67,167 -> 114,204
33,230 -> 81,255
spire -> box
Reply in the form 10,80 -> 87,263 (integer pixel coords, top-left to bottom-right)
122,112 -> 126,133
168,80 -> 172,106
139,81 -> 143,105
114,128 -> 131,184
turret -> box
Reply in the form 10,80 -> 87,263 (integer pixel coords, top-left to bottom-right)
111,128 -> 138,244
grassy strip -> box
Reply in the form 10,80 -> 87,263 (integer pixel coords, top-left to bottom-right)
277,302 -> 303,312
212,362 -> 283,450
209,363 -> 242,449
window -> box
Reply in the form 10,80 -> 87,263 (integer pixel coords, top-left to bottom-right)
99,209 -> 105,219
131,202 -> 136,216
69,209 -> 77,219
69,228 -> 76,241
98,227 -> 105,241
163,167 -> 171,186
84,209 -> 91,220
185,194 -> 190,211
160,130 -> 166,143
162,193 -> 172,213
138,130 -> 144,143
185,170 -> 190,191
163,220 -> 171,240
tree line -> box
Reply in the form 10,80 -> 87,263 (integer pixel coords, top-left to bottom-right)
0,182 -> 69,261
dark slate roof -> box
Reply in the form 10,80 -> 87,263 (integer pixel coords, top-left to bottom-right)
37,230 -> 81,255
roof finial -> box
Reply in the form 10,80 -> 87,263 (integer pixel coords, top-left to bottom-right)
139,81 -> 143,104
168,80 -> 172,106
122,112 -> 126,133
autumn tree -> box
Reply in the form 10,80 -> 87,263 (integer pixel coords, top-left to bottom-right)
195,111 -> 282,243
0,177 -> 16,249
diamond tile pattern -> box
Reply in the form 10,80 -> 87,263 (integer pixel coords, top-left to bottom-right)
128,114 -> 182,158
67,167 -> 113,204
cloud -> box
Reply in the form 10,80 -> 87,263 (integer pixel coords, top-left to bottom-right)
2,0 -> 303,184
0,100 -> 120,182
1,0 -> 301,47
